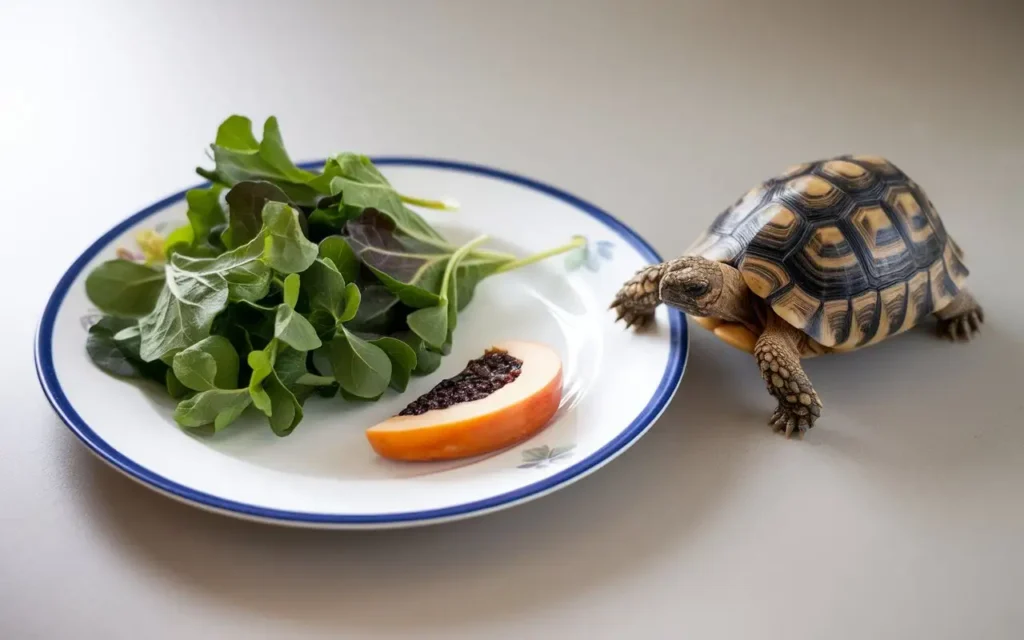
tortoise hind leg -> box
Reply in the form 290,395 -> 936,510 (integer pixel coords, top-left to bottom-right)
754,311 -> 822,438
934,289 -> 984,341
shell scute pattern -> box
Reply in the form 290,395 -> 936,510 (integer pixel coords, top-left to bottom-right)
686,155 -> 968,350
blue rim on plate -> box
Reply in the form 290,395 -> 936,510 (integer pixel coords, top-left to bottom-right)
34,158 -> 688,527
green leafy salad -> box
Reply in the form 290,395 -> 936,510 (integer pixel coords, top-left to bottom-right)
83,115 -> 583,436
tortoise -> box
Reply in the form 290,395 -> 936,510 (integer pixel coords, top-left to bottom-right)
611,155 -> 984,438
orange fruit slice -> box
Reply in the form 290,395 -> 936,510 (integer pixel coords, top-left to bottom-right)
366,341 -> 563,461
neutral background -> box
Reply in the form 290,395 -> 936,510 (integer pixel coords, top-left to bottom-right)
3,1 -> 1023,638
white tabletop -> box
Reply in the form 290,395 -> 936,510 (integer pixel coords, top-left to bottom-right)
4,1 -> 1023,637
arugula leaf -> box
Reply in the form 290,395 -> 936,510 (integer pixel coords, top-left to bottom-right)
138,256 -> 230,362
414,346 -> 443,375
274,346 -> 314,388
344,210 -> 445,307
283,273 -> 301,309
394,331 -> 443,376
328,327 -> 391,399
268,272 -> 322,351
262,202 -> 318,273
223,181 -> 290,249
273,348 -> 335,416
303,258 -> 348,320
263,370 -> 303,436
216,320 -> 256,375
173,388 -> 252,431
171,235 -> 270,303
255,346 -> 319,433
338,283 -> 361,323
346,285 -> 400,334
112,325 -> 143,358
274,305 -> 322,351
217,300 -> 275,349
86,316 -> 166,380
406,304 -> 448,350
171,336 -> 240,391
326,154 -> 444,242
202,116 -> 321,206
215,115 -> 259,150
180,185 -> 227,255
85,260 -> 165,317
165,369 -> 189,399
306,201 -> 350,239
369,337 -> 417,392
247,348 -> 274,416
318,235 -> 360,283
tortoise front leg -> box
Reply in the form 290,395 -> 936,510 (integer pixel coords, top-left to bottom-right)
610,260 -> 678,329
754,311 -> 822,438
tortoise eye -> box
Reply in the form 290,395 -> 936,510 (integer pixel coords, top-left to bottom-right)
681,281 -> 710,297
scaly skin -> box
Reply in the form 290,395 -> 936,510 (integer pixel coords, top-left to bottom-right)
608,260 -> 678,329
610,256 -> 756,328
755,315 -> 823,439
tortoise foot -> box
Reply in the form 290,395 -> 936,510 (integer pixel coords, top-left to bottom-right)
937,307 -> 984,342
935,290 -> 984,342
610,264 -> 664,330
755,340 -> 822,439
768,400 -> 819,439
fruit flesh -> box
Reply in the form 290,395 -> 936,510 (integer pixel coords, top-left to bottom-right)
365,341 -> 563,461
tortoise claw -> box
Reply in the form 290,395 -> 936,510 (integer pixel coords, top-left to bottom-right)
621,311 -> 652,330
936,295 -> 984,343
938,309 -> 983,343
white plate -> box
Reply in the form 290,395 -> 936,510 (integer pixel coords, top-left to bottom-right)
35,158 -> 688,529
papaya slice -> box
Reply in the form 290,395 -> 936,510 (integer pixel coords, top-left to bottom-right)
366,341 -> 563,461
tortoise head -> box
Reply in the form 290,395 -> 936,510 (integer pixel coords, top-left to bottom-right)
659,255 -> 724,317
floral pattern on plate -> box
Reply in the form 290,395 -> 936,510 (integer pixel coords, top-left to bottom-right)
565,237 -> 614,272
518,444 -> 576,469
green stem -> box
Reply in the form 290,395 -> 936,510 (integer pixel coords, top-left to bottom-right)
268,338 -> 279,367
400,194 -> 459,211
195,166 -> 225,185
468,248 -> 518,261
297,373 -> 336,387
492,236 -> 586,274
440,234 -> 489,302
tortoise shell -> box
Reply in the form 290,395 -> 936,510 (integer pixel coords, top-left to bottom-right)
685,155 -> 969,353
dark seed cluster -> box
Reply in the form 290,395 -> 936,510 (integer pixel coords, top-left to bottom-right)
399,348 -> 524,416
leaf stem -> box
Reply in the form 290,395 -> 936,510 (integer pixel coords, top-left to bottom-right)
492,236 -> 587,274
195,167 -> 223,185
400,194 -> 460,211
468,248 -> 518,261
440,235 -> 490,302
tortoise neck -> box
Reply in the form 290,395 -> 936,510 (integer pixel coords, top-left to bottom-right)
710,261 -> 762,333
